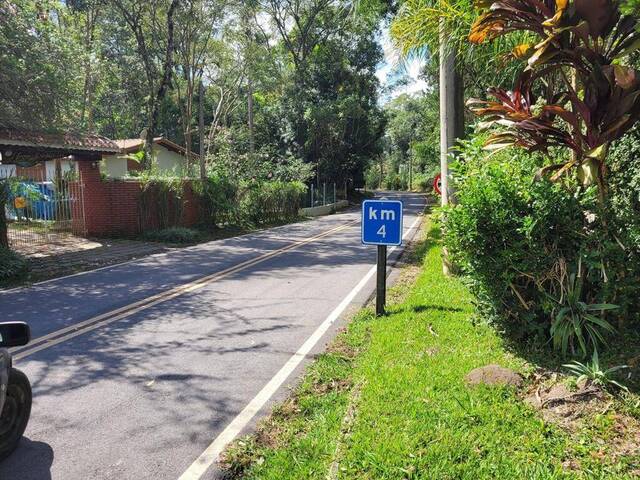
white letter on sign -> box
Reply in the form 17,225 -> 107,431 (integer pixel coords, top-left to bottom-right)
377,225 -> 386,237
380,209 -> 395,221
368,207 -> 377,220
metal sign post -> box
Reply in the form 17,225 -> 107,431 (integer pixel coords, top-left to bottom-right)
376,245 -> 387,316
362,199 -> 403,316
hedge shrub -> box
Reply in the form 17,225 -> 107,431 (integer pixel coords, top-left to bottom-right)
0,248 -> 28,284
195,176 -> 306,228
143,227 -> 202,244
442,134 -> 640,354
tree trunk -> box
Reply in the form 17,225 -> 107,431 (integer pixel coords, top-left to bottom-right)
0,185 -> 8,249
142,0 -> 179,170
80,4 -> 99,132
199,80 -> 206,180
439,19 -> 465,275
409,155 -> 413,191
248,75 -> 255,159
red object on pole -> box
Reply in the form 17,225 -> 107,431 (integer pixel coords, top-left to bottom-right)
433,174 -> 442,195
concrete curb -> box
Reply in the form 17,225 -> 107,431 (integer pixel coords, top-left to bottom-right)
299,200 -> 349,217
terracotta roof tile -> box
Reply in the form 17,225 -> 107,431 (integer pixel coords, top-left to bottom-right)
0,128 -> 120,153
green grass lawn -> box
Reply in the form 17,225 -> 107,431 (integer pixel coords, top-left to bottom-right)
223,218 -> 640,480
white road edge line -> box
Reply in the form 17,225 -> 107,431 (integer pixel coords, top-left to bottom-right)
177,213 -> 423,480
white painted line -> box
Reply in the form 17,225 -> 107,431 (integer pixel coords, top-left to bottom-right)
177,213 -> 423,480
12,221 -> 355,360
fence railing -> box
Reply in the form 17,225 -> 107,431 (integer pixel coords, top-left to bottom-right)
303,182 -> 348,208
1,164 -> 85,254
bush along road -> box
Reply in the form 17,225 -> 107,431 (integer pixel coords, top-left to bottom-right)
222,218 -> 640,480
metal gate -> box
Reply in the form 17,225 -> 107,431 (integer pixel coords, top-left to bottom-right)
1,161 -> 86,255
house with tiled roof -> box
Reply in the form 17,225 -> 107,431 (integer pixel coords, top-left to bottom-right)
0,128 -> 120,181
101,137 -> 199,178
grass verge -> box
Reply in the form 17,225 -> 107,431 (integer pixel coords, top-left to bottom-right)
222,217 -> 640,479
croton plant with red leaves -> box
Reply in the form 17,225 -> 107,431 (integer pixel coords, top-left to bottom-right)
467,0 -> 640,191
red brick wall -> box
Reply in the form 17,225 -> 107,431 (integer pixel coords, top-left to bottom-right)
75,161 -> 201,238
182,183 -> 201,227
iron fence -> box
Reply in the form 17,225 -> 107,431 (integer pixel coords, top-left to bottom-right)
1,162 -> 85,254
303,182 -> 348,208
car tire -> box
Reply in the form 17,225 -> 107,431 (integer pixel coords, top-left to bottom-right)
0,368 -> 32,461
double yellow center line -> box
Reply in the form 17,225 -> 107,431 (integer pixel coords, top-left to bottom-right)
12,221 -> 357,361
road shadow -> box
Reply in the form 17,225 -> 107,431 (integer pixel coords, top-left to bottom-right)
0,437 -> 54,480
0,192 -> 430,475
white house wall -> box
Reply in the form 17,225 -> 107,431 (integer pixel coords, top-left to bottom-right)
45,159 -> 76,181
154,146 -> 187,173
101,145 -> 188,178
101,154 -> 129,178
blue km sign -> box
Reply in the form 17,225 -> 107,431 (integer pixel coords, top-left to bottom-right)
361,199 -> 403,246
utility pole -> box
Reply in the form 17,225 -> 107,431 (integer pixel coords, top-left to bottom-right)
439,18 -> 465,275
439,19 -> 455,208
409,155 -> 413,192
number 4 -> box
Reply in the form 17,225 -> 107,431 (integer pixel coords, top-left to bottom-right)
377,225 -> 386,238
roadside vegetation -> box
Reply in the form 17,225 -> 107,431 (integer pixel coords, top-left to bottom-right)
137,171 -> 307,237
0,0 -> 393,279
365,93 -> 440,193
221,1 -> 640,476
0,247 -> 28,286
222,219 -> 640,479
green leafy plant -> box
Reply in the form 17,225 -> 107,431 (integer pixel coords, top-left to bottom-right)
564,350 -> 629,391
442,138 -> 582,340
548,259 -> 618,357
138,172 -> 185,231
0,247 -> 28,284
468,0 -> 640,191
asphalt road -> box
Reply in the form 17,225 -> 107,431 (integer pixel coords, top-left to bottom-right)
0,191 -> 426,480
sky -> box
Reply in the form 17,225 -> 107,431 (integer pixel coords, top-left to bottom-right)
375,26 -> 428,103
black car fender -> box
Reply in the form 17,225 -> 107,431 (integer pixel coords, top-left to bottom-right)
0,348 -> 10,416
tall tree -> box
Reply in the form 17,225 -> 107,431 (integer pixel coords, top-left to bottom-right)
174,0 -> 223,164
262,0 -> 350,158
0,0 -> 80,130
112,0 -> 180,168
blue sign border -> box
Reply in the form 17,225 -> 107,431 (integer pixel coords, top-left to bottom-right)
361,199 -> 404,246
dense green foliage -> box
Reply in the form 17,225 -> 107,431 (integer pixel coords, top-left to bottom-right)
442,135 -> 640,355
195,176 -> 306,228
366,92 -> 439,191
608,125 -> 640,253
0,247 -> 28,284
1,0 -> 385,186
137,172 -> 306,233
